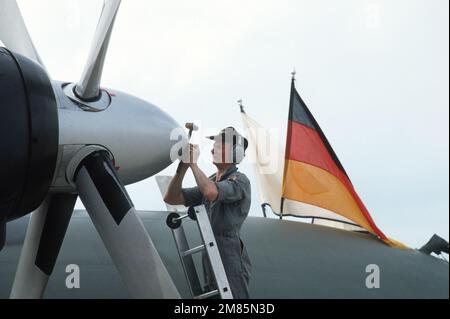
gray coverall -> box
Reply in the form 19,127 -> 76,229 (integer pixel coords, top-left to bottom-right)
181,165 -> 252,299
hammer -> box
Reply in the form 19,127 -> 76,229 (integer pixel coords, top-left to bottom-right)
178,122 -> 198,157
185,122 -> 198,140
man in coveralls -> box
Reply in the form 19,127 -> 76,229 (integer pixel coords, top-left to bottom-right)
164,127 -> 252,299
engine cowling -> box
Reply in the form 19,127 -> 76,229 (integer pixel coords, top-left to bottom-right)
0,47 -> 59,248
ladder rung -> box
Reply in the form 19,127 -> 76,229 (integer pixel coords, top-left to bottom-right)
182,244 -> 205,257
194,289 -> 219,299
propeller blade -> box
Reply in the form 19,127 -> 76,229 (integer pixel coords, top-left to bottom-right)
74,151 -> 180,298
10,194 -> 77,299
75,0 -> 121,100
4,215 -> 30,247
0,0 -> 45,68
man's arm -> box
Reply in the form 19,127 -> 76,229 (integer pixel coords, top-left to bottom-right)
190,163 -> 218,202
163,162 -> 189,205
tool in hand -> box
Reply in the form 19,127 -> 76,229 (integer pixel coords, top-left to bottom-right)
178,122 -> 198,157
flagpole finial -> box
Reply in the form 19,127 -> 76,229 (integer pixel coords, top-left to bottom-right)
291,68 -> 296,81
238,99 -> 245,113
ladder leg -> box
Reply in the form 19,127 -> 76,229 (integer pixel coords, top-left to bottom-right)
168,204 -> 234,299
194,205 -> 233,299
172,226 -> 203,297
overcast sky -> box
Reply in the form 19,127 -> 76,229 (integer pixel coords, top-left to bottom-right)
18,0 -> 449,248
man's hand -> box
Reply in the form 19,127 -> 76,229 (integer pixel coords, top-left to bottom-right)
182,143 -> 200,164
190,144 -> 200,164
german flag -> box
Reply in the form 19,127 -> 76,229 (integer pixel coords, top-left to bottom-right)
281,78 -> 405,248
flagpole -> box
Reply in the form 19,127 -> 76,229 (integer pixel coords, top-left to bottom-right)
280,198 -> 285,220
280,69 -> 297,220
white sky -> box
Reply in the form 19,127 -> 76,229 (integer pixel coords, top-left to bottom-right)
17,0 -> 449,248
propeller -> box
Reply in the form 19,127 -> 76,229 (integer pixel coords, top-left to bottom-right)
2,0 -> 182,298
10,194 -> 77,298
74,0 -> 121,100
0,0 -> 46,69
73,151 -> 180,298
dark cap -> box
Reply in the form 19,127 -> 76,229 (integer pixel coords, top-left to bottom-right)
206,126 -> 248,150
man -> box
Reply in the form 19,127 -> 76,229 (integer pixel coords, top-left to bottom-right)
164,127 -> 252,299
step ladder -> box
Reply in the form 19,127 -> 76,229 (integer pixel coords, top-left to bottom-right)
166,204 -> 233,299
